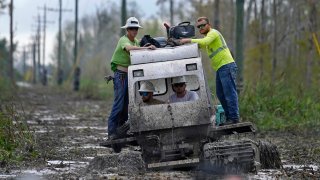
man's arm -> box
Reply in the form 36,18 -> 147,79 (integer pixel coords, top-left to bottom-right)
180,32 -> 217,47
125,45 -> 156,51
180,38 -> 192,44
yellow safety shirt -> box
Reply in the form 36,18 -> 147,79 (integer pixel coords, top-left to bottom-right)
191,28 -> 234,71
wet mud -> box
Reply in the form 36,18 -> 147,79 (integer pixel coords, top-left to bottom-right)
1,87 -> 319,179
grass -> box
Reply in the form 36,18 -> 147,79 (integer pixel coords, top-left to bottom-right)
206,74 -> 320,131
0,78 -> 14,101
79,79 -> 114,100
0,105 -> 37,168
239,81 -> 320,131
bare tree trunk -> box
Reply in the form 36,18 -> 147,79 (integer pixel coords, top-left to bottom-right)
254,0 -> 257,20
295,1 -> 301,68
259,0 -> 266,79
243,0 -> 254,59
229,0 -> 235,52
213,0 -> 220,30
170,0 -> 174,25
121,0 -> 127,36
9,0 -> 14,84
236,0 -> 244,84
244,0 -> 254,34
306,0 -> 317,88
271,0 -> 277,83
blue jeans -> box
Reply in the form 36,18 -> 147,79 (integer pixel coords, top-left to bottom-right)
216,62 -> 240,121
108,70 -> 128,135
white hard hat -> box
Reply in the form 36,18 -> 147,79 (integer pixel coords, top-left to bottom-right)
121,17 -> 143,29
138,81 -> 155,92
172,76 -> 187,84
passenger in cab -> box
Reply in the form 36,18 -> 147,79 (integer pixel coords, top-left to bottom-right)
169,76 -> 199,103
139,81 -> 164,105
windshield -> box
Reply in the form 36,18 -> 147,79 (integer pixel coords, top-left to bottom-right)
134,75 -> 200,105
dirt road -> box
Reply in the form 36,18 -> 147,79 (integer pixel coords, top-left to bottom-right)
1,86 -> 319,179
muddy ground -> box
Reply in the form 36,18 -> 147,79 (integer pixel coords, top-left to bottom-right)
1,86 -> 319,179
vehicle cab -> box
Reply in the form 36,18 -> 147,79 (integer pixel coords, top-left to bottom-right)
128,43 -> 214,134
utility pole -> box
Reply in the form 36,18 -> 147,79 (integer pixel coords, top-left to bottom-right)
37,14 -> 41,82
47,0 -> 72,85
73,0 -> 80,91
57,0 -> 62,85
22,46 -> 27,78
32,42 -> 36,84
9,0 -> 14,84
42,4 -> 47,86
38,4 -> 54,86
74,0 -> 78,66
42,4 -> 47,69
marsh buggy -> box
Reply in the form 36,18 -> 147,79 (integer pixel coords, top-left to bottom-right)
101,43 -> 281,173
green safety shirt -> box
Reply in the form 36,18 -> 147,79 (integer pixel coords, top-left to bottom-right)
110,35 -> 139,72
191,28 -> 234,71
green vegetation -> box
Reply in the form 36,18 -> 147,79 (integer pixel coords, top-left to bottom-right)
240,82 -> 320,131
80,79 -> 114,100
0,106 -> 37,168
0,78 -> 13,101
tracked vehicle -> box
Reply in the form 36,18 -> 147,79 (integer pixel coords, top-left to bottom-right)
101,43 -> 280,173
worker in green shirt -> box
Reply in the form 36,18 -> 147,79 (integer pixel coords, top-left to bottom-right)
179,17 -> 239,125
108,17 -> 156,140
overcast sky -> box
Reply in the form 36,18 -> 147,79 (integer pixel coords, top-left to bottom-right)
0,0 -> 158,65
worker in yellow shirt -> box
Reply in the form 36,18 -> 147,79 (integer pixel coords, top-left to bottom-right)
179,16 -> 239,125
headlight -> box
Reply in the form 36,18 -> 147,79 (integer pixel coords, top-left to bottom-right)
186,63 -> 197,71
133,69 -> 144,77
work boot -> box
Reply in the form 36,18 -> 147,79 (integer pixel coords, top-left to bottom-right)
116,120 -> 130,138
108,134 -> 118,141
221,119 -> 239,126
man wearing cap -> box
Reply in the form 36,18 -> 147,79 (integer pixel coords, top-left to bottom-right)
178,17 -> 240,125
108,17 -> 156,140
138,81 -> 164,105
169,76 -> 199,103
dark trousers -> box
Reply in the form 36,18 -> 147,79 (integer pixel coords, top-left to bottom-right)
108,70 -> 128,136
216,62 -> 240,121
